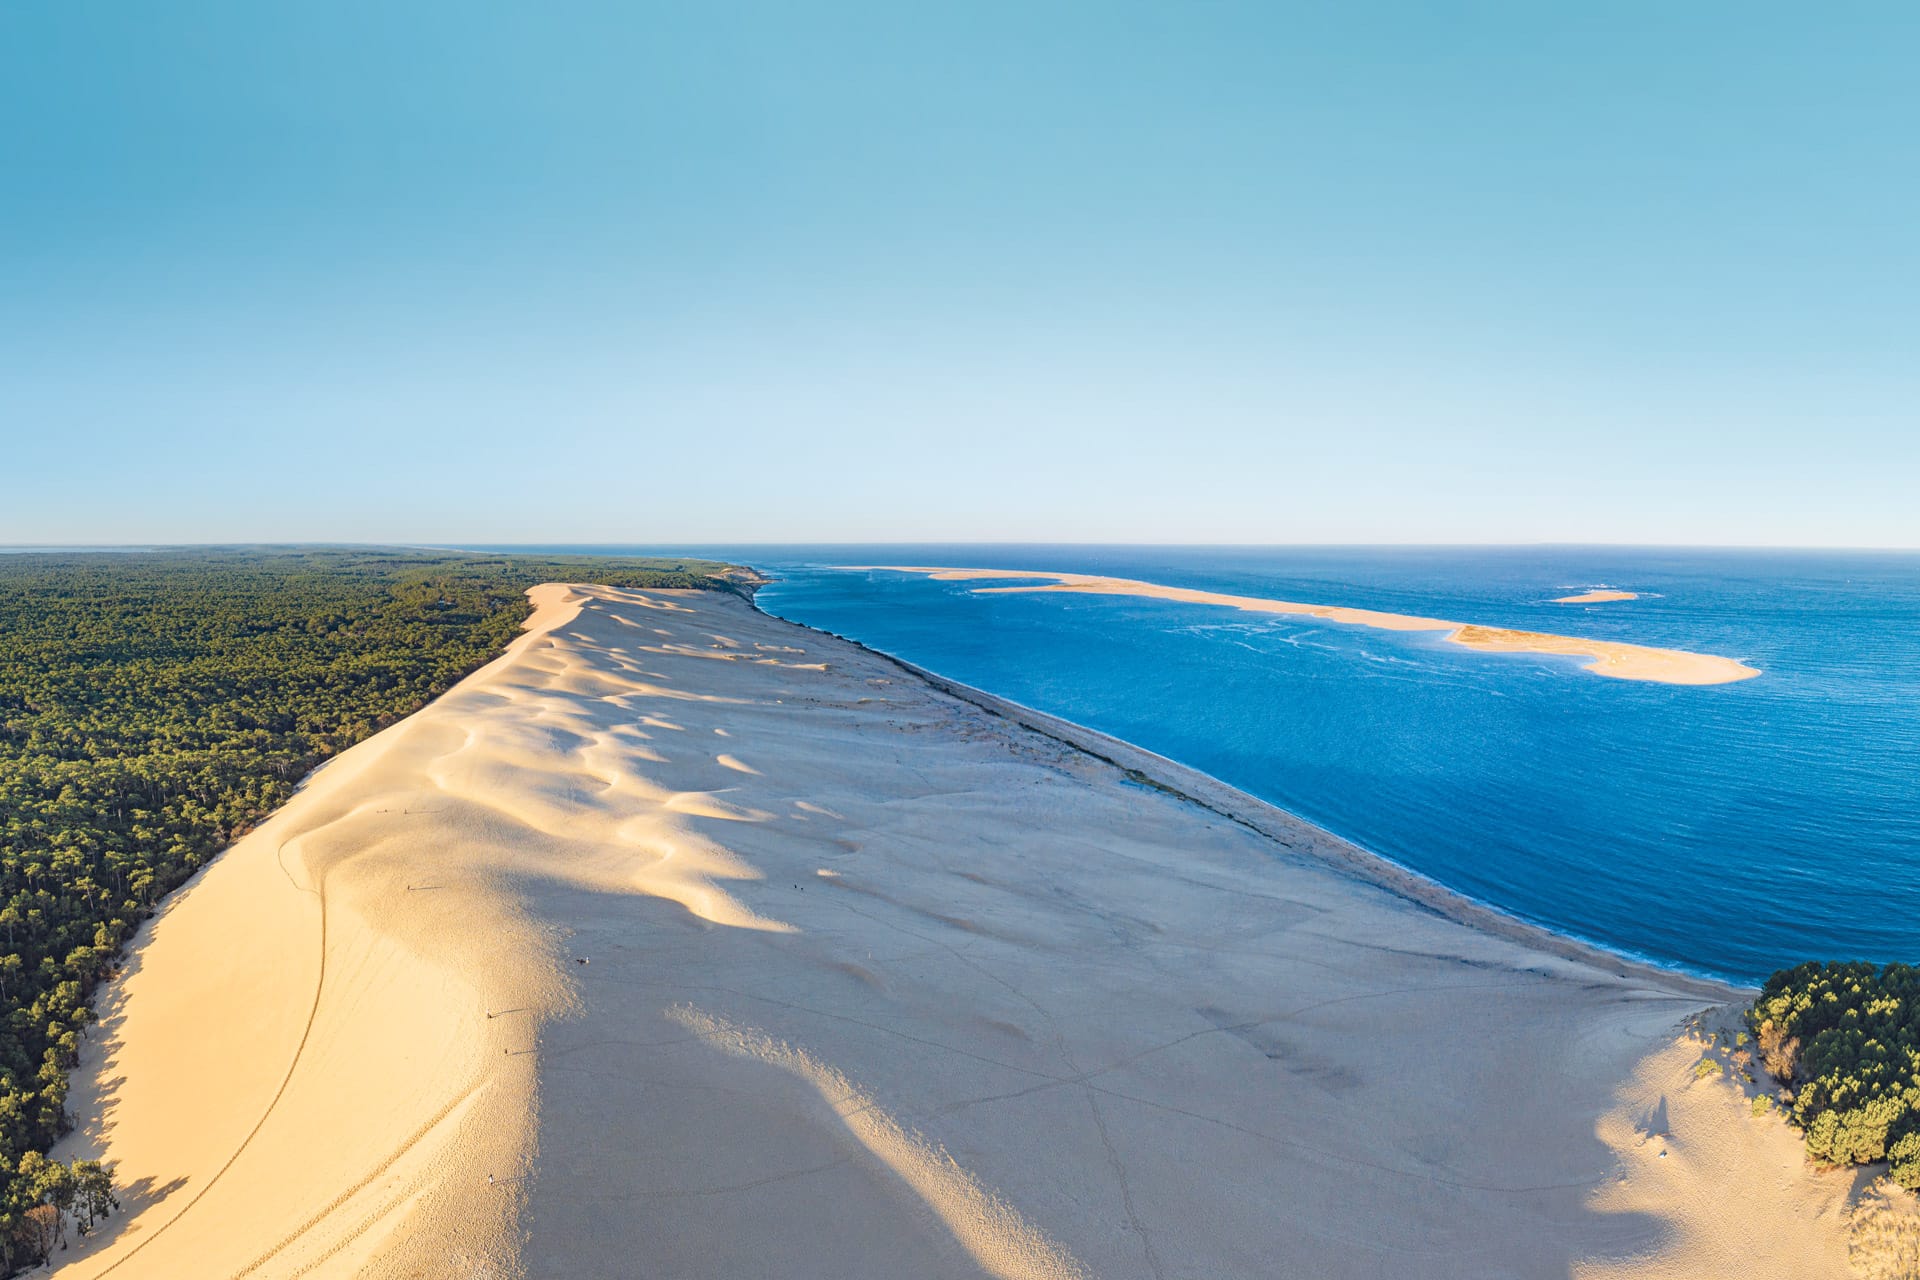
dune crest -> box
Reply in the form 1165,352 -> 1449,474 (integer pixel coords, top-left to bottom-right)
53,585 -> 798,1277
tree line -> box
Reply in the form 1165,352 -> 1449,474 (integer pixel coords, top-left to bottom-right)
0,547 -> 741,1271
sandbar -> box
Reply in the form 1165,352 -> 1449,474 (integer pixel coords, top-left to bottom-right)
53,585 -> 1833,1278
1554,590 -> 1641,604
851,567 -> 1757,685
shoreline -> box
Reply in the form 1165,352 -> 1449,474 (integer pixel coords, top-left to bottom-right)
741,583 -> 1742,1003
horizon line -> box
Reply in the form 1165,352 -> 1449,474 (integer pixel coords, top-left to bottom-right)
4,540 -> 1919,555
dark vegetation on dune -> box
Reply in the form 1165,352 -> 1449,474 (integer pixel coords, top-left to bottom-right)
0,547 -> 740,1271
1750,961 -> 1920,1191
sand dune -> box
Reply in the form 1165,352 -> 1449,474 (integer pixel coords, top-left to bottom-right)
54,585 -> 1839,1277
853,567 -> 1757,685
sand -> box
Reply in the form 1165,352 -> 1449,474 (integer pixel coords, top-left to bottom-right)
52,585 -> 1844,1278
852,567 -> 1757,685
1555,590 -> 1641,604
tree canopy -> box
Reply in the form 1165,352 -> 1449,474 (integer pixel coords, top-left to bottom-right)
1749,960 -> 1920,1191
0,547 -> 742,1270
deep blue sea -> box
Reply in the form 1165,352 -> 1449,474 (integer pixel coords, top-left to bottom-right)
473,545 -> 1920,985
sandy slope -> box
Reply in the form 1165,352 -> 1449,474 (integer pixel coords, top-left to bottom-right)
854,567 -> 1756,684
53,585 -> 1844,1278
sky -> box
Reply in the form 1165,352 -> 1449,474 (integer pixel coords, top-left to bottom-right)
2,2 -> 1915,547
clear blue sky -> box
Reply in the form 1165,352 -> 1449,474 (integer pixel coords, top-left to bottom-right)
3,2 -> 1914,546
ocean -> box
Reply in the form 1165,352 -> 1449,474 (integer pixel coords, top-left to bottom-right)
477,545 -> 1920,986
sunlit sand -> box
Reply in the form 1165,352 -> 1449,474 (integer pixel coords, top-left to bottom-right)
854,567 -> 1756,685
53,586 -> 1830,1277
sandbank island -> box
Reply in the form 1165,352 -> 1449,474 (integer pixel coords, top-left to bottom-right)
1555,590 -> 1642,604
852,567 -> 1754,685
53,584 -> 1837,1278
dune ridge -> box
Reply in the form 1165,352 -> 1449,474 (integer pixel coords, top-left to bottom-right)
851,566 -> 1757,685
55,584 -> 1841,1278
666,1005 -> 1090,1280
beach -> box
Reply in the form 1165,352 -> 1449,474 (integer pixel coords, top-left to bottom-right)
52,584 -> 1847,1278
854,567 -> 1757,685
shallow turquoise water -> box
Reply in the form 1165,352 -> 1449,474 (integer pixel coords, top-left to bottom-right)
477,545 -> 1920,985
